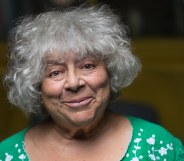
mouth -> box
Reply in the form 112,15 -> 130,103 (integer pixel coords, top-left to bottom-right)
63,97 -> 93,108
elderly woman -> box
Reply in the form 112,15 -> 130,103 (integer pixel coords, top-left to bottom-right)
0,5 -> 183,161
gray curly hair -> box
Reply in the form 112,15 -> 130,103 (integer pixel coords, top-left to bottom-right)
5,5 -> 141,116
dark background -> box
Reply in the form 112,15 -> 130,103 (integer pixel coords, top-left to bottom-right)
0,0 -> 184,39
0,0 -> 184,142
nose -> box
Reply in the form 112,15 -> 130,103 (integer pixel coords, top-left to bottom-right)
64,69 -> 85,92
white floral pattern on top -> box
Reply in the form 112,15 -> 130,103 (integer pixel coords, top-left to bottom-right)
125,128 -> 175,161
1,141 -> 28,161
1,121 -> 183,161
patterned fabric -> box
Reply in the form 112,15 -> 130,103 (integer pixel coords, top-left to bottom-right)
0,117 -> 183,161
122,117 -> 184,161
0,128 -> 29,161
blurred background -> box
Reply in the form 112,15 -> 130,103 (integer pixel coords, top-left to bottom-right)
0,0 -> 184,142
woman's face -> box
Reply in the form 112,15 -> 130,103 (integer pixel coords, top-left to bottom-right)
41,52 -> 110,126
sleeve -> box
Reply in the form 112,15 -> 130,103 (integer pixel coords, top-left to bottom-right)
174,138 -> 184,161
0,128 -> 29,161
128,117 -> 184,161
146,124 -> 184,161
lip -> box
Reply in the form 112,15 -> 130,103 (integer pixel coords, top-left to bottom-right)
63,97 -> 93,108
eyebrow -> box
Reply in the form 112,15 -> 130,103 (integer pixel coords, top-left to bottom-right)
46,60 -> 65,66
45,56 -> 100,67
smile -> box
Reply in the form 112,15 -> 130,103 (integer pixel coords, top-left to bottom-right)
63,97 -> 93,108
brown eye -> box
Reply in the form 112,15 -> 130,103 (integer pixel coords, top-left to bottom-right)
83,64 -> 95,70
49,71 -> 62,77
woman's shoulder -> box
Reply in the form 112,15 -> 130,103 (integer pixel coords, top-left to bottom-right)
128,116 -> 174,135
128,116 -> 182,141
0,128 -> 29,161
125,116 -> 184,160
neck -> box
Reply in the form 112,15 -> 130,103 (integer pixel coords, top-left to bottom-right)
46,110 -> 111,140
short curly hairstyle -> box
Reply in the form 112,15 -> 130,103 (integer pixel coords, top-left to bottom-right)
4,5 -> 141,116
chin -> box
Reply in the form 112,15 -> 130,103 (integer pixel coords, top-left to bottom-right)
69,111 -> 96,126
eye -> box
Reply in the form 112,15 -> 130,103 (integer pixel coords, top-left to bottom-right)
49,70 -> 62,78
83,64 -> 95,70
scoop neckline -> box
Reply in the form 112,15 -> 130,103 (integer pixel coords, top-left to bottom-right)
23,115 -> 135,161
119,116 -> 136,160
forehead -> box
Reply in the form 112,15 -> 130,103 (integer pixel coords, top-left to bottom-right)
45,51 -> 103,64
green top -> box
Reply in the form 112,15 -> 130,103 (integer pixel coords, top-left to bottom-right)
0,117 -> 184,161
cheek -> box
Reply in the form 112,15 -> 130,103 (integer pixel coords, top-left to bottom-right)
41,80 -> 64,97
88,72 -> 110,100
92,78 -> 110,113
92,69 -> 110,89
